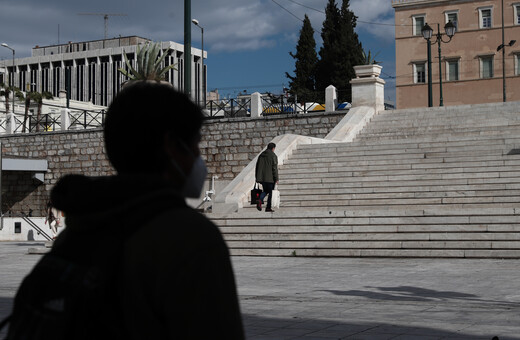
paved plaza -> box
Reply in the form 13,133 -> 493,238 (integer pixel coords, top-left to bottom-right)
1,242 -> 519,339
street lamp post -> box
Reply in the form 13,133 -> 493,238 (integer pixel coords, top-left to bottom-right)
498,0 -> 517,102
192,19 -> 205,108
497,40 -> 516,102
1,43 -> 15,113
421,22 -> 456,107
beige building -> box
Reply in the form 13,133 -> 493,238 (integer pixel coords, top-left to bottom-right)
392,0 -> 520,109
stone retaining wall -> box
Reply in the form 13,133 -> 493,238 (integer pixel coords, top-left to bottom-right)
0,111 -> 346,216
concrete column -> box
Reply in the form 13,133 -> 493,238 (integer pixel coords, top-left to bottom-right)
61,108 -> 71,130
325,85 -> 337,113
350,65 -> 385,113
250,92 -> 262,118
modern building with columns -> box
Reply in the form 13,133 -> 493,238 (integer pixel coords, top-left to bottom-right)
1,36 -> 206,107
393,0 -> 520,109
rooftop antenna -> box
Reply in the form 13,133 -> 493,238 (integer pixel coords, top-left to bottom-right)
77,13 -> 128,39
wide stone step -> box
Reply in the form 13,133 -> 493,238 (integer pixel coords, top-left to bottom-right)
227,248 -> 520,258
279,176 -> 520,189
355,129 -> 520,141
296,137 -> 520,154
279,163 -> 520,177
279,182 -> 518,193
376,105 -> 520,120
281,170 -> 520,183
282,159 -> 520,172
284,154 -> 519,169
290,144 -> 517,160
278,189 -> 520,200
347,134 -> 520,148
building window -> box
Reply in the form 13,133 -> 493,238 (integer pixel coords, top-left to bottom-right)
515,54 -> 520,75
413,15 -> 425,36
445,11 -> 459,31
479,7 -> 492,28
446,59 -> 459,81
480,56 -> 494,78
413,62 -> 426,83
514,4 -> 520,25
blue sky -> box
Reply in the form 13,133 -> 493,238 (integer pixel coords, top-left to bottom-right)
0,0 -> 396,103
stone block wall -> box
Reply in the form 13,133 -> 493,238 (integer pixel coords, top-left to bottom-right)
0,130 -> 112,217
201,112 -> 345,179
0,111 -> 346,215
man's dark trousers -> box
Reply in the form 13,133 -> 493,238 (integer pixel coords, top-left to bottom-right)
259,182 -> 275,210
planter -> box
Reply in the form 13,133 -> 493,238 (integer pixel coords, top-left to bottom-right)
354,64 -> 382,78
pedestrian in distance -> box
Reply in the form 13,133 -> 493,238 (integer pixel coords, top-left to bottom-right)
44,200 -> 62,239
255,142 -> 279,212
2,81 -> 245,340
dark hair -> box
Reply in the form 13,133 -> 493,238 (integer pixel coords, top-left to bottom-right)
267,142 -> 276,150
104,81 -> 203,174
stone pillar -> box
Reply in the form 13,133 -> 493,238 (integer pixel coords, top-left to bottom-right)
350,65 -> 385,113
61,109 -> 71,130
250,92 -> 262,118
325,85 -> 337,113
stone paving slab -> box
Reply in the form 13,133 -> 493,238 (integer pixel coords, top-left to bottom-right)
1,242 -> 520,339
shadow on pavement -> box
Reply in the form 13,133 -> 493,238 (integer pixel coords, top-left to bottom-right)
242,313 -> 517,340
321,286 -> 520,307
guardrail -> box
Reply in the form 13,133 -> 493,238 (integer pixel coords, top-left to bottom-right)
0,107 -> 106,134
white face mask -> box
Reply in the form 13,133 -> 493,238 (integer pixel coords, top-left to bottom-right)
182,155 -> 208,198
171,144 -> 208,199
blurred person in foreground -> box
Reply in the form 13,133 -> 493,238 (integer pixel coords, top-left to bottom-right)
50,81 -> 244,339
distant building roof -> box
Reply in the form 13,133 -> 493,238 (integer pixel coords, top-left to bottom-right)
32,36 -> 152,57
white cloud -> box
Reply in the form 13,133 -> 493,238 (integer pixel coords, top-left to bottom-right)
0,0 -> 395,57
351,0 -> 395,41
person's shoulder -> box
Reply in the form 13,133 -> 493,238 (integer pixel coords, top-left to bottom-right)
141,207 -> 222,243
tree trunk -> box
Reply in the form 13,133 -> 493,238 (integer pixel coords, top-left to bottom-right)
4,95 -> 9,114
36,102 -> 42,132
22,97 -> 30,133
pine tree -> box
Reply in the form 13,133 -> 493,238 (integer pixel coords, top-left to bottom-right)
285,15 -> 318,103
316,0 -> 363,103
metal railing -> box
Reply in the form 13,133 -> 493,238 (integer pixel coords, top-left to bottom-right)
68,109 -> 106,129
0,105 -> 107,134
28,114 -> 62,132
21,216 -> 53,241
205,99 -> 251,119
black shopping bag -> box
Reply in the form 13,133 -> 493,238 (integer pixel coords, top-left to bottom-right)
250,183 -> 262,205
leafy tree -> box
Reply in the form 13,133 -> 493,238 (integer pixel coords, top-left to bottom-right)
0,83 -> 23,114
119,42 -> 176,82
286,14 -> 318,103
22,91 -> 53,132
316,0 -> 363,103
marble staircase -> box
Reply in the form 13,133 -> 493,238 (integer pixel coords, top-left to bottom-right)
210,102 -> 520,257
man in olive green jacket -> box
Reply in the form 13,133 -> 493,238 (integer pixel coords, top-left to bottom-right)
255,142 -> 278,212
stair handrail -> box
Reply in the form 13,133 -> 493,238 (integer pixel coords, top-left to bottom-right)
21,215 -> 53,241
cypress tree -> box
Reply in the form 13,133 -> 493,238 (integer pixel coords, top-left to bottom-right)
316,0 -> 363,103
286,14 -> 318,103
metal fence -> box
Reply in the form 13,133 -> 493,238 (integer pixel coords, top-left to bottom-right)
0,106 -> 107,135
203,94 -> 350,119
204,99 -> 252,119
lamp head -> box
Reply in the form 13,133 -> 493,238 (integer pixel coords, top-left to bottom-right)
509,40 -> 516,47
192,19 -> 199,26
444,21 -> 456,38
421,23 -> 433,40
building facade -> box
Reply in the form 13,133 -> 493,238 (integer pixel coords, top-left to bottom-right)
1,36 -> 206,107
393,0 -> 520,109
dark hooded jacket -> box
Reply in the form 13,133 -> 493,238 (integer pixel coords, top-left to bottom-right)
50,174 -> 244,340
255,149 -> 278,183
